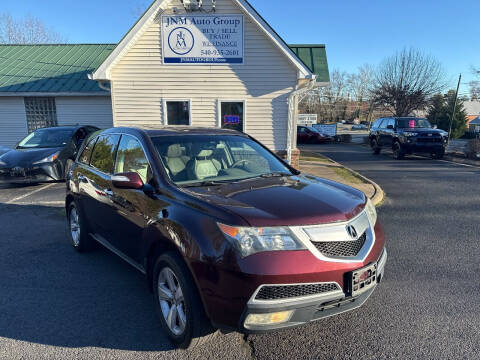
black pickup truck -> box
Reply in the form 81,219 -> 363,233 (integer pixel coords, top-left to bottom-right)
369,117 -> 449,159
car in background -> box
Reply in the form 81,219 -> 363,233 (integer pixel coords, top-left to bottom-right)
352,124 -> 368,131
66,126 -> 386,349
297,126 -> 333,144
0,125 -> 99,184
369,117 -> 448,159
0,146 -> 11,156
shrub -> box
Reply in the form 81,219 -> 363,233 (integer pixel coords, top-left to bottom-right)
466,139 -> 480,159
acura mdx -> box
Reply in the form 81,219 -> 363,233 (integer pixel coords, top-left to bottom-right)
65,127 -> 387,349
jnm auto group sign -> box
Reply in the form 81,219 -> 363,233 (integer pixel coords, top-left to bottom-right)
162,15 -> 244,64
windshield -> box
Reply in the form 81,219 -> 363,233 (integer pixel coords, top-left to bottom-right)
397,118 -> 432,129
307,127 -> 321,133
17,128 -> 74,149
151,135 -> 293,186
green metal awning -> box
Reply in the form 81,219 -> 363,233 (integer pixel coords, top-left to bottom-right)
289,44 -> 330,83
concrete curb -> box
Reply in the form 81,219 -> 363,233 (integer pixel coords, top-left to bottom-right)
300,156 -> 386,207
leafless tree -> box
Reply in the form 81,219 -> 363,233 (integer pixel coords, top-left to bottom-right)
371,48 -> 446,117
469,66 -> 480,100
0,14 -> 64,44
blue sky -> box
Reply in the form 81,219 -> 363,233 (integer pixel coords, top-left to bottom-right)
2,0 -> 479,94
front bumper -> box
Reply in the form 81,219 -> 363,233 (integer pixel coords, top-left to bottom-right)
0,162 -> 63,183
240,248 -> 387,333
401,139 -> 447,153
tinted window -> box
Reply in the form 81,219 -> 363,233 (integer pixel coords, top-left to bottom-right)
397,118 -> 432,129
90,135 -> 120,174
115,135 -> 150,184
17,128 -> 74,149
79,137 -> 97,165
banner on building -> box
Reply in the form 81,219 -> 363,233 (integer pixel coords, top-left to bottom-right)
162,15 -> 244,64
297,114 -> 318,126
313,123 -> 337,137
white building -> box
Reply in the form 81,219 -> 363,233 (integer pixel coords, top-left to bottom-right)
0,0 -> 330,166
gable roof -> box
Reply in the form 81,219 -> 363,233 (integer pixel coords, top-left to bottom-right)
289,45 -> 330,83
0,44 -> 115,95
92,0 -> 316,81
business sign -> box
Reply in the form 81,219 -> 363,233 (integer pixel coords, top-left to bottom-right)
298,114 -> 318,126
313,124 -> 337,137
162,15 -> 244,64
224,115 -> 240,124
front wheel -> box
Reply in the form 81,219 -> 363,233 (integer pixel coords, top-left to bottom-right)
392,142 -> 404,160
153,252 -> 216,349
371,139 -> 381,154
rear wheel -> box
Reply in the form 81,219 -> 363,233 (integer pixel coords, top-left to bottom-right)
392,142 -> 404,160
67,202 -> 94,252
431,151 -> 445,160
153,252 -> 216,349
371,139 -> 381,154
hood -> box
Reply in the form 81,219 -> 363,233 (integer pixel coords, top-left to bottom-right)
183,175 -> 366,227
0,146 -> 11,157
0,147 -> 63,167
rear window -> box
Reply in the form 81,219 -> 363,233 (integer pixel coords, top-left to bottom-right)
90,135 -> 120,174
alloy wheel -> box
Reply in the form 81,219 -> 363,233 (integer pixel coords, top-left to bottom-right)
157,267 -> 187,336
70,207 -> 80,246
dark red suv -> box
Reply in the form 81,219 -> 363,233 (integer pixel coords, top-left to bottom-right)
65,127 -> 387,349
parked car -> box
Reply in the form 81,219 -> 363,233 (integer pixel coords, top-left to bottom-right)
369,117 -> 448,159
65,127 -> 387,349
352,124 -> 368,130
0,125 -> 99,184
0,146 -> 11,156
297,126 -> 333,143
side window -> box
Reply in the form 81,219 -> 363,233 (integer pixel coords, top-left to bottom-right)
79,137 -> 97,165
387,119 -> 395,129
115,135 -> 150,184
90,135 -> 120,174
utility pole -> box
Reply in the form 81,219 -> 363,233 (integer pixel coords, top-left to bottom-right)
448,74 -> 462,144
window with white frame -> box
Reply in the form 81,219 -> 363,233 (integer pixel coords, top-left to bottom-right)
164,100 -> 190,126
219,101 -> 245,132
24,97 -> 58,133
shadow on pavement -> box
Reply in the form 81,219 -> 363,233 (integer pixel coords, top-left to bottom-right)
0,203 -> 175,352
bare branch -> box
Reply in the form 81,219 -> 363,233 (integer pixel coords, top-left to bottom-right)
0,13 -> 65,44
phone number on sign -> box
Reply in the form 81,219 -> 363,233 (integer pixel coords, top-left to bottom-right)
201,49 -> 240,56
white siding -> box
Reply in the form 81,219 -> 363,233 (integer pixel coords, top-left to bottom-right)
0,97 -> 27,147
110,0 -> 298,151
56,96 -> 113,129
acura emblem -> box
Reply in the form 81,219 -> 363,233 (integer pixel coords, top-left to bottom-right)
346,225 -> 358,239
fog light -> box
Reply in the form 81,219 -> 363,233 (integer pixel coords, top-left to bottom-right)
244,310 -> 294,328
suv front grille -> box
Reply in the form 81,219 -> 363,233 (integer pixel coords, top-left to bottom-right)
255,283 -> 340,301
312,232 -> 367,257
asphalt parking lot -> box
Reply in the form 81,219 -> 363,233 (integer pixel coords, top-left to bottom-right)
1,144 -> 480,359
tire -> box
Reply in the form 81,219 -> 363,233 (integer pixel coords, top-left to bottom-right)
431,151 -> 445,160
371,139 -> 381,154
64,159 -> 74,180
392,142 -> 404,160
153,252 -> 216,350
67,202 -> 94,252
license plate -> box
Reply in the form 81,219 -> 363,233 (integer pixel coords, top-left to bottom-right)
351,263 -> 377,297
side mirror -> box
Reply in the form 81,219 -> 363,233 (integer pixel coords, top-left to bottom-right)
387,125 -> 394,130
112,172 -> 144,190
433,125 -> 438,129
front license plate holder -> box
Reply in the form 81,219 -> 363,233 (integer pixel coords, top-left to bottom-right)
351,263 -> 377,297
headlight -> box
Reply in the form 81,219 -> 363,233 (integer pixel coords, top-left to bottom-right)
403,132 -> 418,137
33,152 -> 60,165
217,223 -> 306,258
365,198 -> 377,226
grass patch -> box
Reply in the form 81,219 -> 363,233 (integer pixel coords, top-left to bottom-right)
300,151 -> 333,163
333,167 -> 368,185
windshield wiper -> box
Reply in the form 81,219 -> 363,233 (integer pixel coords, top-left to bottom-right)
182,180 -> 230,188
259,172 -> 292,178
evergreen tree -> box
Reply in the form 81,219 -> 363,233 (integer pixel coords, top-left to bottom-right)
427,90 -> 467,139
